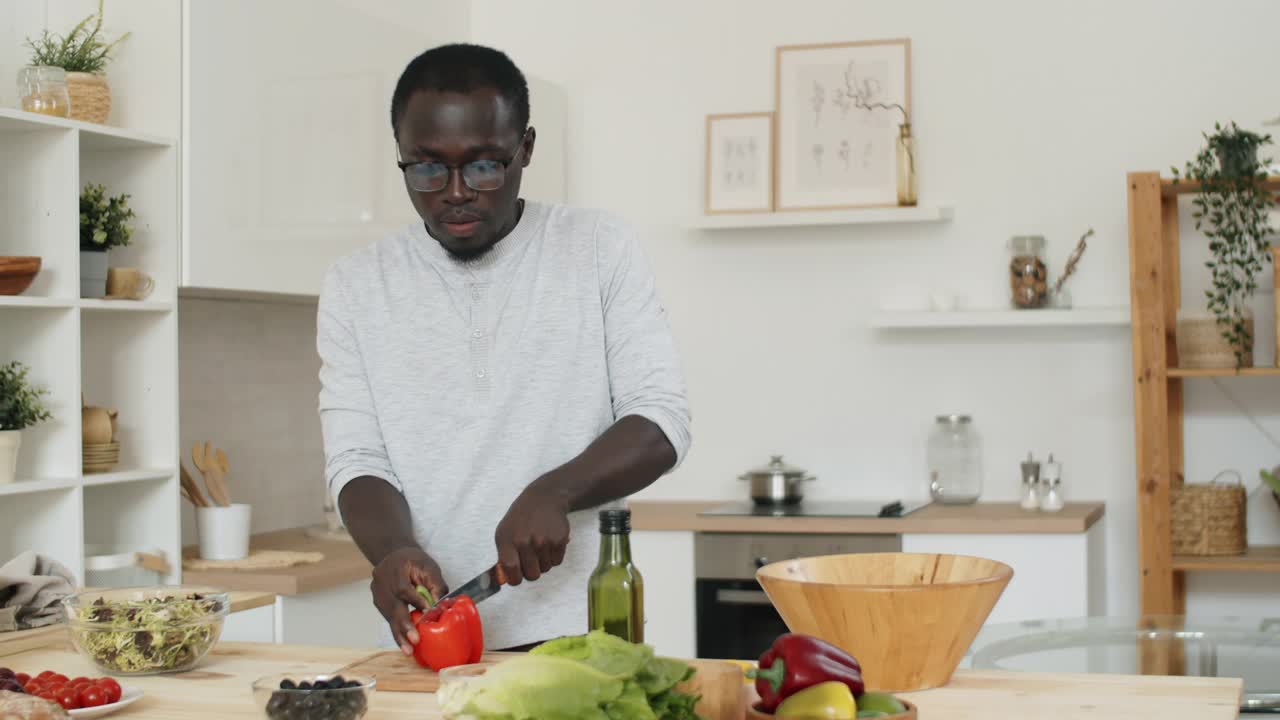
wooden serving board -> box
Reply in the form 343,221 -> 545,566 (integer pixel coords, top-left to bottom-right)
333,651 -> 746,720
333,650 -> 520,693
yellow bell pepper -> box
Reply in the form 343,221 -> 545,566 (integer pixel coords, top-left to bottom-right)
774,681 -> 857,719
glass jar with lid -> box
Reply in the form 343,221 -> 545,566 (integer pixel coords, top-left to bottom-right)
1008,235 -> 1048,309
17,66 -> 71,118
927,414 -> 983,504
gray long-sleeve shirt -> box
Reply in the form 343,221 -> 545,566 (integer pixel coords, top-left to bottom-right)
317,200 -> 691,648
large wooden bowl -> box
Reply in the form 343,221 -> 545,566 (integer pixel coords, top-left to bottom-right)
756,552 -> 1012,692
0,256 -> 41,295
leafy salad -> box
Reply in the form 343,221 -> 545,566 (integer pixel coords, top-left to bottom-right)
438,630 -> 702,720
67,592 -> 225,674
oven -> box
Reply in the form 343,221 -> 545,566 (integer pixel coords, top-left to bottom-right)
694,532 -> 901,660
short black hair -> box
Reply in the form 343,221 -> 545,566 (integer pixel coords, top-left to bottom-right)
390,43 -> 529,138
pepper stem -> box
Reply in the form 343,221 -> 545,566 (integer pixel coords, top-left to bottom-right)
416,585 -> 437,608
744,659 -> 786,692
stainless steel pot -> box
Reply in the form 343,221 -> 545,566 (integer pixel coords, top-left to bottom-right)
738,455 -> 816,505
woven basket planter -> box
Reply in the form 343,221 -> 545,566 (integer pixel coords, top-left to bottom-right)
66,72 -> 111,124
1172,470 -> 1246,556
1176,312 -> 1253,369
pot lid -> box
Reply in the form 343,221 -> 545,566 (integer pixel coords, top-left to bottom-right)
742,454 -> 807,477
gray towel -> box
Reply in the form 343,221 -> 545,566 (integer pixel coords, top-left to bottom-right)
0,551 -> 76,631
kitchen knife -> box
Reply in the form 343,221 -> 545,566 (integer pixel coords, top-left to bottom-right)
439,564 -> 502,605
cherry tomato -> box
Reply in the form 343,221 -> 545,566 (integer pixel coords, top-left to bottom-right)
48,674 -> 68,685
96,678 -> 122,704
54,687 -> 80,710
79,686 -> 107,708
37,690 -> 59,704
25,681 -> 43,694
70,676 -> 90,686
36,671 -> 53,680
14,673 -> 30,687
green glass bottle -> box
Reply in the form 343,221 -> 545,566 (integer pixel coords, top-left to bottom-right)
588,508 -> 644,642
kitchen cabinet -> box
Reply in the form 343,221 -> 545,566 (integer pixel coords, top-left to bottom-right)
182,0 -> 568,298
632,522 -> 1104,660
903,524 -> 1106,623
631,530 -> 696,658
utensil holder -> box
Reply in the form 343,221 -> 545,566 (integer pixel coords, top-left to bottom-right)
1172,470 -> 1246,556
197,504 -> 252,560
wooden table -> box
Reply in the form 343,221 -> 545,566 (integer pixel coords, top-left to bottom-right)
0,642 -> 1242,719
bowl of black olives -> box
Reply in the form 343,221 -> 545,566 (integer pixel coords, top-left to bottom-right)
252,674 -> 374,720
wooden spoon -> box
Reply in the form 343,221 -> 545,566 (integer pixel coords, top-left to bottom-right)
192,442 -> 228,507
215,448 -> 231,503
179,463 -> 210,508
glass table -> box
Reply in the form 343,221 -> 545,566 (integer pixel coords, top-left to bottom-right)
964,616 -> 1280,713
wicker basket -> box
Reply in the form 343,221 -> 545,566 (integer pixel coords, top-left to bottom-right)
66,72 -> 111,124
1172,470 -> 1247,556
1176,312 -> 1253,369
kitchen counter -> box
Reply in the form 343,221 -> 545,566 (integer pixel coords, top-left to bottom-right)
181,527 -> 370,595
2,641 -> 1242,719
630,500 -> 1104,534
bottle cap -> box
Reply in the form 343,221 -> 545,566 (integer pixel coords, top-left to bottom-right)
599,508 -> 631,534
1042,453 -> 1061,481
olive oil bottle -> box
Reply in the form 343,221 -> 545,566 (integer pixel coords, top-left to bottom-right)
587,508 -> 644,642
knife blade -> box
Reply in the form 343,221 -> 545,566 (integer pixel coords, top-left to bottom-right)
439,564 -> 502,605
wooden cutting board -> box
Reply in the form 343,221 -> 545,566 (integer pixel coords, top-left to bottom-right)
333,650 -> 520,692
333,651 -> 746,720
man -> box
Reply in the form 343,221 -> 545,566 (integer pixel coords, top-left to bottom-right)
317,43 -> 691,653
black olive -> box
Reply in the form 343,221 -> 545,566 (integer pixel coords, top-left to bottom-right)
266,691 -> 293,717
298,681 -> 312,690
279,679 -> 297,690
330,675 -> 345,685
344,680 -> 361,689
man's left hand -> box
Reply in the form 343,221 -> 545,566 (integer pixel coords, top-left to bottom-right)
494,481 -> 571,585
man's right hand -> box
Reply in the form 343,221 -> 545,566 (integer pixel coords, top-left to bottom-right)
370,546 -> 449,655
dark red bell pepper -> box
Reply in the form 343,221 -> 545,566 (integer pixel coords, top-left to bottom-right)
409,586 -> 485,671
747,633 -> 864,711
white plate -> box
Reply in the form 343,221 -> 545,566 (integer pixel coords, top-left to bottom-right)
67,685 -> 144,718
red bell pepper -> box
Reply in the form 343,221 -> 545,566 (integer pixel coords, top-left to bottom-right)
747,633 -> 864,711
409,586 -> 485,671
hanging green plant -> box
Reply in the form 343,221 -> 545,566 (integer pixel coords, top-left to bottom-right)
1171,121 -> 1277,368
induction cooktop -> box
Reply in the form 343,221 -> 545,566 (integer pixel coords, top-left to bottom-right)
699,499 -> 931,518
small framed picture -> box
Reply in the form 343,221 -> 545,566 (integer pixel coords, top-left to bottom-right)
704,112 -> 774,214
774,39 -> 911,211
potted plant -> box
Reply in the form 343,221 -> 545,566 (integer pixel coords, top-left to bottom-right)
0,361 -> 52,485
1171,122 -> 1277,369
80,182 -> 135,298
24,0 -> 129,125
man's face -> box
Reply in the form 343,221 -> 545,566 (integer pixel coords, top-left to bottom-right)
396,88 -> 534,260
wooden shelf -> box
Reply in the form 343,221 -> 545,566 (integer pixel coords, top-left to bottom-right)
871,307 -> 1129,329
691,205 -> 953,229
0,297 -> 75,309
1161,175 -> 1280,197
79,299 -> 174,313
0,108 -> 174,149
0,477 -> 79,497
1173,546 -> 1280,572
82,467 -> 174,487
1167,367 -> 1280,377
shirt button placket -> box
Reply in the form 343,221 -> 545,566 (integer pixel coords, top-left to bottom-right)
470,282 -> 490,402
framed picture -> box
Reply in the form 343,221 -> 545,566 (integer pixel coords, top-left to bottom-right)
774,39 -> 911,211
704,112 -> 774,214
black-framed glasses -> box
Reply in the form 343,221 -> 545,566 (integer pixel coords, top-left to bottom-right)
397,130 -> 529,193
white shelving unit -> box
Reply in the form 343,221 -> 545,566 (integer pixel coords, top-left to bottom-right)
870,306 -> 1131,329
690,205 -> 953,230
0,102 -> 179,586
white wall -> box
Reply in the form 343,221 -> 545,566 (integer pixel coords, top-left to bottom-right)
178,298 -> 326,545
469,0 -> 1280,618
